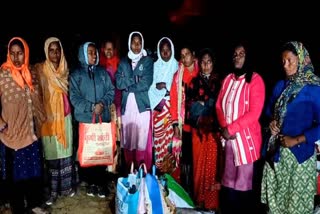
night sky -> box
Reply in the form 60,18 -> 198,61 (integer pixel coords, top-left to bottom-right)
0,0 -> 319,96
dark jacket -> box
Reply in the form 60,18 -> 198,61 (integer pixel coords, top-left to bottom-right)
69,42 -> 115,123
116,56 -> 153,114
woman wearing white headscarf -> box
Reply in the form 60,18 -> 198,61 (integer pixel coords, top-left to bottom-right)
148,37 -> 178,170
116,31 -> 154,170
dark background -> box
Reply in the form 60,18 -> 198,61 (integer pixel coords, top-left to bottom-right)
0,0 -> 319,96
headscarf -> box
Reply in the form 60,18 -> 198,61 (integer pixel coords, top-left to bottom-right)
269,41 -> 320,147
41,37 -> 69,148
99,41 -> 120,82
127,31 -> 147,63
1,37 -> 34,91
99,41 -> 120,73
148,37 -> 178,109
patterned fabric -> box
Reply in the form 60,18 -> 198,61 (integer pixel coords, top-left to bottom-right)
42,115 -> 73,160
269,41 -> 320,149
0,51 -> 46,150
261,148 -> 316,214
0,141 -> 42,181
148,37 -> 178,110
170,61 -> 199,132
192,132 -> 219,209
153,100 -> 174,164
1,37 -> 33,91
47,157 -> 73,197
38,37 -> 70,148
216,73 -> 265,166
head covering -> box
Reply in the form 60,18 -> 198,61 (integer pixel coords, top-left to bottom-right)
43,37 -> 69,93
127,31 -> 147,63
269,41 -> 320,148
78,42 -> 99,79
148,37 -> 178,109
1,37 -> 33,91
41,37 -> 69,148
99,41 -> 120,72
78,42 -> 99,66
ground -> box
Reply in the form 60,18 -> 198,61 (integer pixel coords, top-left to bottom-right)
0,182 -> 116,214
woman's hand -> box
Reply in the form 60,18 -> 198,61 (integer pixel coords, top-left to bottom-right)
269,120 -> 280,136
279,134 -> 304,148
221,127 -> 236,140
94,103 -> 104,115
173,126 -> 181,139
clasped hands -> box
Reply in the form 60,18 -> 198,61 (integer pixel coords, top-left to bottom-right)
220,127 -> 236,140
269,120 -> 297,148
93,102 -> 104,115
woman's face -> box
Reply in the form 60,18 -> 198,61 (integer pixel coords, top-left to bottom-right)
180,48 -> 194,67
10,44 -> 25,68
87,45 -> 97,65
130,36 -> 142,54
233,46 -> 246,69
103,42 -> 114,59
282,50 -> 299,77
160,42 -> 172,62
200,53 -> 213,75
48,41 -> 61,64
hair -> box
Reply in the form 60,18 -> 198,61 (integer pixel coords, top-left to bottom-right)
159,38 -> 171,51
232,41 -> 253,83
9,39 -> 24,51
131,33 -> 142,42
281,42 -> 297,56
180,42 -> 195,54
199,48 -> 215,66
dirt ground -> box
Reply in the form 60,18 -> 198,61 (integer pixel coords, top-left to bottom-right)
0,182 -> 116,214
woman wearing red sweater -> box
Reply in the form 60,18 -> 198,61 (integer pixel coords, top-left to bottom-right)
170,43 -> 198,196
216,43 -> 265,214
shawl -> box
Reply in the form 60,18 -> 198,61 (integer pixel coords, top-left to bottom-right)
269,41 -> 320,148
40,37 -> 69,148
1,37 -> 33,91
148,37 -> 178,109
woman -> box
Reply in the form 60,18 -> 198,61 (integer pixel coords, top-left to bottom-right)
148,37 -> 178,171
99,39 -> 121,131
190,48 -> 221,210
115,31 -> 153,170
0,37 -> 46,214
34,37 -> 74,205
170,43 -> 199,194
261,41 -> 320,214
216,43 -> 265,214
69,42 -> 114,198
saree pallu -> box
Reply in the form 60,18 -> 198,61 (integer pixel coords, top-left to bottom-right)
153,99 -> 174,165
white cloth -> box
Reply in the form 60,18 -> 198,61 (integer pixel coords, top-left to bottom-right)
127,31 -> 147,64
148,37 -> 178,110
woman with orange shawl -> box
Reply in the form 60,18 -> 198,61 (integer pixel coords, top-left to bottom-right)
0,37 -> 46,214
34,37 -> 74,206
